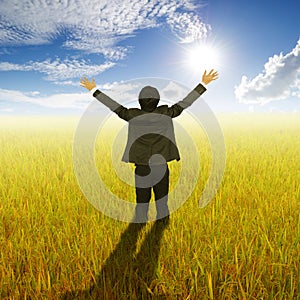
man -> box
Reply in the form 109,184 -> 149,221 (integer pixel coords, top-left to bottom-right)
80,69 -> 218,222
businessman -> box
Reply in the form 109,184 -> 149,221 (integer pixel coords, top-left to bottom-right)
80,69 -> 218,222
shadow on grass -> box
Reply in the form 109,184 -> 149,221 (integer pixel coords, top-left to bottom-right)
61,218 -> 169,299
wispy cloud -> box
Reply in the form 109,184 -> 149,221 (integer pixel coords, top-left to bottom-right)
0,88 -> 91,109
0,81 -> 141,110
53,80 -> 80,87
167,12 -> 211,43
0,79 -> 188,111
0,59 -> 115,81
0,75 -> 213,115
99,81 -> 142,104
235,38 -> 300,104
0,0 -> 210,57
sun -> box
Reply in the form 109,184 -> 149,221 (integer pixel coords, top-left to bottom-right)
186,43 -> 220,72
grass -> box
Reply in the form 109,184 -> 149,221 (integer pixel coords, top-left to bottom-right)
0,113 -> 299,299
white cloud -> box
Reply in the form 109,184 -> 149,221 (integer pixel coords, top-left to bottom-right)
25,91 -> 40,96
0,80 -> 179,112
291,78 -> 300,97
98,80 -> 191,105
235,38 -> 300,104
0,81 -> 140,109
0,79 -> 202,112
53,80 -> 80,86
160,81 -> 188,101
0,0 -> 210,57
0,88 -> 91,109
99,81 -> 141,104
99,80 -> 192,105
0,59 -> 115,81
0,108 -> 14,112
167,12 -> 211,43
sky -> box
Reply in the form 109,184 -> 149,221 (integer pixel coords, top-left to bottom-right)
0,0 -> 300,115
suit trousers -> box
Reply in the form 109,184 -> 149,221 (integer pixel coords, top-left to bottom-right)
134,163 -> 170,221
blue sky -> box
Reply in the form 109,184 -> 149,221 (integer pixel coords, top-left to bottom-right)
0,0 -> 299,115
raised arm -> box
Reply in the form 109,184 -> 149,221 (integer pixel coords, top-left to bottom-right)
80,77 -> 130,121
168,69 -> 218,118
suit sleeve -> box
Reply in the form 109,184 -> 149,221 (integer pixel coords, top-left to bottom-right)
93,90 -> 130,121
167,83 -> 207,118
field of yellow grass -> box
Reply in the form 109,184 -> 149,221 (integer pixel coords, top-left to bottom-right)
0,113 -> 299,299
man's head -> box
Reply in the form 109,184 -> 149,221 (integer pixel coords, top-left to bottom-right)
138,86 -> 160,112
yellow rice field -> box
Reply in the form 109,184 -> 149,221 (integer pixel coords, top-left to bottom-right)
0,113 -> 299,299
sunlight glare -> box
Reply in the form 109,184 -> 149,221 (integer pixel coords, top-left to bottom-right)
187,44 -> 220,72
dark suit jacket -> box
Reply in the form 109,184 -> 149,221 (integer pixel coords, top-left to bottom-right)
93,83 -> 206,165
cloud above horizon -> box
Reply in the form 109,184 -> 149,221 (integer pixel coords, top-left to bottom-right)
0,59 -> 115,81
0,88 -> 91,109
0,0 -> 210,57
0,79 -> 191,111
0,81 -> 141,110
235,38 -> 300,104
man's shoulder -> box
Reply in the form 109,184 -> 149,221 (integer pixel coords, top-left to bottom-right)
124,107 -> 143,119
127,107 -> 141,112
156,105 -> 169,111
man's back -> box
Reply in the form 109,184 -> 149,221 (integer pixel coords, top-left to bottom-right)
92,83 -> 207,165
122,111 -> 179,165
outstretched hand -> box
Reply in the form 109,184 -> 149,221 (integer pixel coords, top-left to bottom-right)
80,77 -> 96,91
202,69 -> 219,85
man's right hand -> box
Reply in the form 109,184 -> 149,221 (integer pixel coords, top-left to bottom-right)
202,69 -> 219,85
80,77 -> 96,91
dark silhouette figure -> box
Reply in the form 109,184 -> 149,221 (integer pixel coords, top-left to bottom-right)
61,219 -> 169,299
62,71 -> 218,298
80,70 -> 218,222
